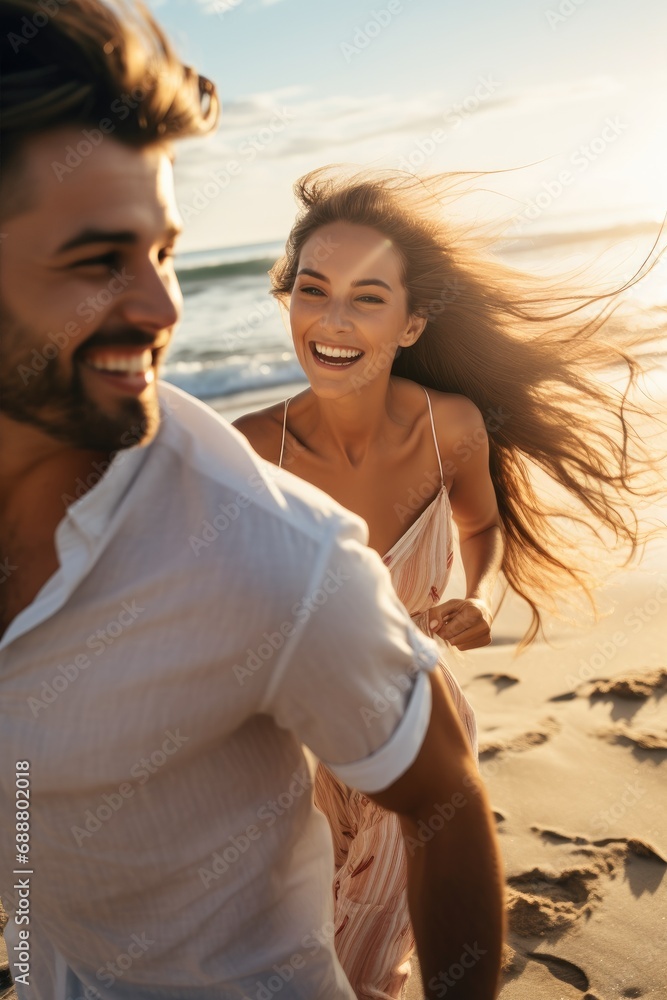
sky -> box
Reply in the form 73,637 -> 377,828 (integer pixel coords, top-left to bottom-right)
146,0 -> 667,253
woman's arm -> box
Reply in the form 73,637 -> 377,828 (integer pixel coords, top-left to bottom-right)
430,397 -> 504,650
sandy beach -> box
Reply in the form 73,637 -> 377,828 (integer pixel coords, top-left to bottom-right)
2,383 -> 664,1000
436,557 -> 667,1000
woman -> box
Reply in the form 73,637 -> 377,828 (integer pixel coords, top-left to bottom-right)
234,167 -> 657,998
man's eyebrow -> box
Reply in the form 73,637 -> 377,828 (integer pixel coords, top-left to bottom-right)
297,268 -> 392,292
56,225 -> 183,254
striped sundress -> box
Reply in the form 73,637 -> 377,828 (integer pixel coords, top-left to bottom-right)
279,387 -> 478,999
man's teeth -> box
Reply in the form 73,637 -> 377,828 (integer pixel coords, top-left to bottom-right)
86,350 -> 153,374
315,343 -> 363,359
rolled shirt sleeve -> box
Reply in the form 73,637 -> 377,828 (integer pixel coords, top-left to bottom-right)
260,519 -> 438,793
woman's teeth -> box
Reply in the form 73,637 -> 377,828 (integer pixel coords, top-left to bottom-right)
85,349 -> 153,374
314,342 -> 363,364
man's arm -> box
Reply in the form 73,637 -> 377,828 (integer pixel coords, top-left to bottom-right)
370,669 -> 505,999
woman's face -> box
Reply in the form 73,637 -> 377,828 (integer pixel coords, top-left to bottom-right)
289,222 -> 424,397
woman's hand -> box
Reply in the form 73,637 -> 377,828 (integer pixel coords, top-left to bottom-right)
428,598 -> 493,651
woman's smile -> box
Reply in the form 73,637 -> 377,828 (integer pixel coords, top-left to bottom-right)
310,341 -> 365,367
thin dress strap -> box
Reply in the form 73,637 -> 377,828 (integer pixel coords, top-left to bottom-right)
421,387 -> 444,488
278,398 -> 291,468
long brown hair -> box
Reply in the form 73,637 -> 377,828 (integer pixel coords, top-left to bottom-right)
271,167 -> 664,645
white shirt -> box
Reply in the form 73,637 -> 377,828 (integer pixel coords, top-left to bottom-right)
0,382 -> 438,999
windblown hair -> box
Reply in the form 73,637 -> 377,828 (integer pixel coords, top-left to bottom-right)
271,167 -> 664,645
0,0 -> 218,214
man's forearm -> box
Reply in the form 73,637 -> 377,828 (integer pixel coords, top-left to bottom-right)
401,772 -> 505,998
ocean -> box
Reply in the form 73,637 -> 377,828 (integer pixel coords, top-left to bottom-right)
165,221 -> 667,406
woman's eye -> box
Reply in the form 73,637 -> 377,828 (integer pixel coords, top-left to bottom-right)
358,295 -> 384,304
301,285 -> 325,296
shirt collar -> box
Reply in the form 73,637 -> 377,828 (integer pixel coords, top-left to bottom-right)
64,441 -> 148,542
61,384 -> 195,543
63,406 -> 166,543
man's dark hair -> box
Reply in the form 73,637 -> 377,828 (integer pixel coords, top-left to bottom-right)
0,0 -> 219,214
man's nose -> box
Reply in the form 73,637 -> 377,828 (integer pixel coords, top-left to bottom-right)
116,262 -> 182,333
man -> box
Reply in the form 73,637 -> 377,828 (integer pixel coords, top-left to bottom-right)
0,2 -> 504,997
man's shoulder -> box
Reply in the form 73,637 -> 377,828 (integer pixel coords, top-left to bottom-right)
156,382 -> 368,550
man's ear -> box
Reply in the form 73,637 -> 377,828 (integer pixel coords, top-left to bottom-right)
400,313 -> 427,348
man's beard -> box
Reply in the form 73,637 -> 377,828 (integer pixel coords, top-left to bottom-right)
0,307 -> 161,453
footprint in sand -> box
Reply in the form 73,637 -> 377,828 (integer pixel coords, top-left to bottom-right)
505,827 -> 666,952
528,952 -> 590,991
479,716 -> 561,759
532,825 -> 667,864
599,720 -> 667,752
506,858 -> 610,939
587,668 -> 667,700
549,667 -> 667,704
476,672 -> 519,691
504,838 -> 638,994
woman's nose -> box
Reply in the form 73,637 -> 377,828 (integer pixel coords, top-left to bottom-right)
319,300 -> 353,332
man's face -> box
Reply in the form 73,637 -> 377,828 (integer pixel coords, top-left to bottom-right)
0,128 -> 183,453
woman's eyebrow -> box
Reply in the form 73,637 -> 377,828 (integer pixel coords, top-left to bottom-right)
351,278 -> 392,291
297,268 -> 392,292
296,267 -> 329,281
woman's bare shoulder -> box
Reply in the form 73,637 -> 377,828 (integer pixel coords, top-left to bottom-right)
431,389 -> 485,423
233,403 -> 285,462
401,381 -> 486,436
421,388 -> 490,464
